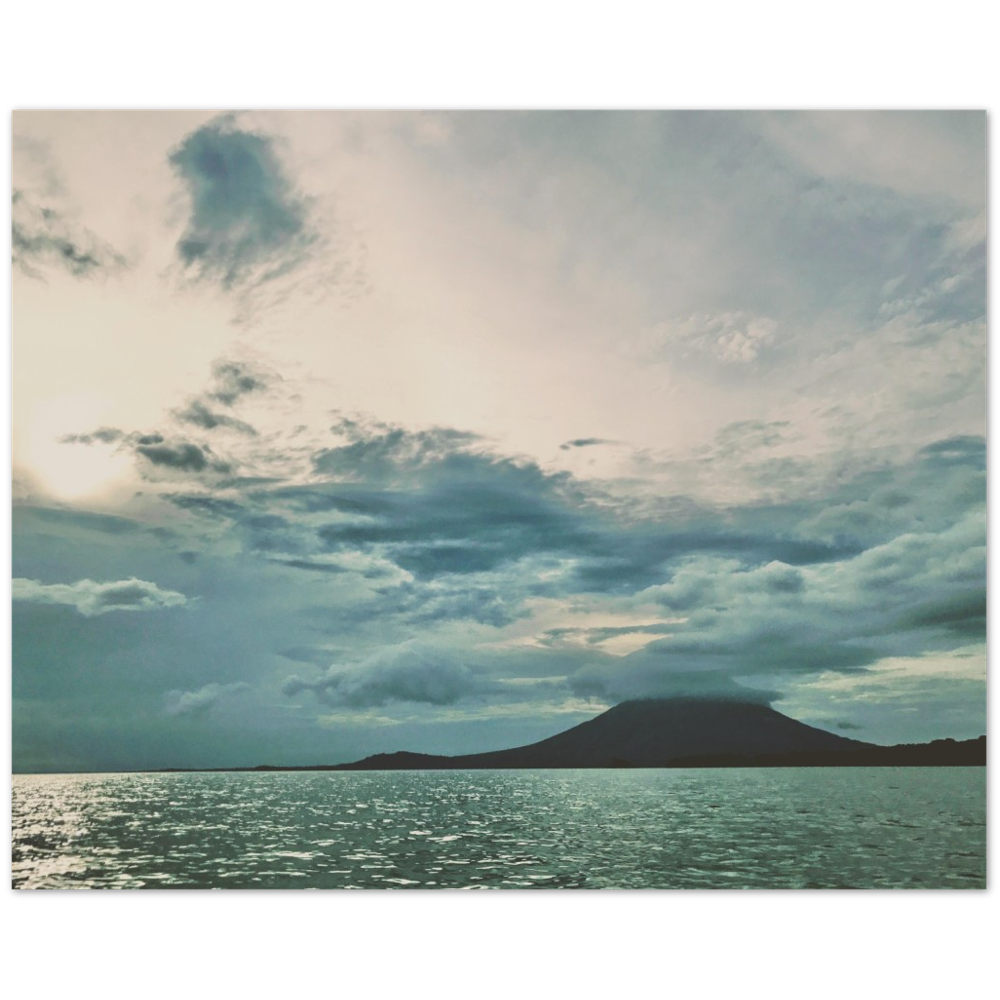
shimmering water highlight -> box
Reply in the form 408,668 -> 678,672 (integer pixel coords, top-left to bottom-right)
12,767 -> 985,889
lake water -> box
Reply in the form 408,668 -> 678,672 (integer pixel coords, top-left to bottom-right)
11,767 -> 985,889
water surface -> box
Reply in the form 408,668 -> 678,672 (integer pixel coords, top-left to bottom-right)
12,767 -> 985,889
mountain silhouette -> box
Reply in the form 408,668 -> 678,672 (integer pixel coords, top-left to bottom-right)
152,697 -> 985,772
332,698 -> 876,770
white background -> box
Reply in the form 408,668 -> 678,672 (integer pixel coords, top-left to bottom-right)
6,1 -> 995,111
4,894 -> 996,1000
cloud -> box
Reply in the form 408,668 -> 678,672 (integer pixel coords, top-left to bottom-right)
760,111 -> 985,209
16,505 -> 140,536
710,420 -> 791,459
283,643 -> 494,708
918,434 -> 985,468
541,622 -> 679,647
12,577 -> 189,617
570,660 -> 778,705
164,682 -> 250,718
31,379 -> 986,734
169,116 -> 317,290
560,438 -> 616,451
663,311 -> 778,365
106,396 -> 984,701
309,455 -> 595,581
59,427 -> 124,445
267,418 -> 981,646
11,112 -> 987,771
208,359 -> 274,406
895,590 -> 986,637
160,359 -> 274,447
581,515 -> 984,698
59,359 -> 279,484
12,189 -> 126,279
135,440 -> 229,473
313,419 -> 483,482
60,422 -> 234,478
165,494 -> 245,518
268,557 -> 350,574
174,400 -> 257,436
389,582 -> 527,629
563,593 -> 885,700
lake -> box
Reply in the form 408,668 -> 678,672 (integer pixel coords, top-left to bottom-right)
11,767 -> 985,889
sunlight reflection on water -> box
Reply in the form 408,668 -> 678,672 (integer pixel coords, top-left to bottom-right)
12,767 -> 985,889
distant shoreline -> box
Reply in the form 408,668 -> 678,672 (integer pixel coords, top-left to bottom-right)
13,729 -> 987,777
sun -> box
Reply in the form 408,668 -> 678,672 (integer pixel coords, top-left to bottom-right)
16,393 -> 134,500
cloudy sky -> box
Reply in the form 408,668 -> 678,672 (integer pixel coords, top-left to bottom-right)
11,110 -> 985,772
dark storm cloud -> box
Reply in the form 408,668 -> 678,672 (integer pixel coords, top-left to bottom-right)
305,425 -> 611,580
174,400 -> 257,436
311,457 -> 598,581
169,117 -> 316,289
895,590 -> 986,638
568,532 -> 853,593
284,418 -> 981,707
136,440 -> 228,474
296,420 -> 980,614
12,190 -> 126,279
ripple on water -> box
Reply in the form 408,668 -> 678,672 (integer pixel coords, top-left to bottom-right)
10,767 -> 985,889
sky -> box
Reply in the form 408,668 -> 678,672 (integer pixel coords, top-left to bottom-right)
10,110 -> 986,772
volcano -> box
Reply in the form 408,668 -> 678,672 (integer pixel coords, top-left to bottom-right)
332,698 -> 875,770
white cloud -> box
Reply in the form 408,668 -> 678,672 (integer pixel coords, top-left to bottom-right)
164,682 -> 249,717
12,577 -> 189,616
640,311 -> 778,367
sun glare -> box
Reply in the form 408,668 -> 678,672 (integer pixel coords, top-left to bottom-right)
18,395 -> 133,500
